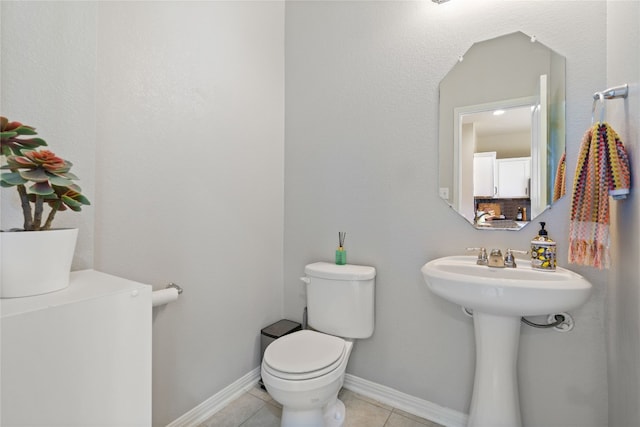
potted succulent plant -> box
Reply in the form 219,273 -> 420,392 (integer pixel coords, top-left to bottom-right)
1,116 -> 90,298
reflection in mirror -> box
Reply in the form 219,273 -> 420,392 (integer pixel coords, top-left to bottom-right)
438,32 -> 566,230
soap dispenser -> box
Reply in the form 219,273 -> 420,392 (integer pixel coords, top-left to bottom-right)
516,207 -> 523,221
531,222 -> 556,271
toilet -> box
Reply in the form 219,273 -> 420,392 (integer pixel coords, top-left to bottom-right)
261,262 -> 376,427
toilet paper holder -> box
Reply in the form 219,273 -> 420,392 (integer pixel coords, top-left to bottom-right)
166,282 -> 183,294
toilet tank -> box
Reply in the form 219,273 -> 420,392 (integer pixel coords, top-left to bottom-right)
303,262 -> 376,339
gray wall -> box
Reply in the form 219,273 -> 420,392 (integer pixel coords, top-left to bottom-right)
93,2 -> 285,424
607,2 -> 640,427
284,2 -> 609,426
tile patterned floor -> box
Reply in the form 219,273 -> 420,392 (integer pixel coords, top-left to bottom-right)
199,385 -> 444,427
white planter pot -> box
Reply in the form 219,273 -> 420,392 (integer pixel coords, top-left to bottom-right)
1,228 -> 78,298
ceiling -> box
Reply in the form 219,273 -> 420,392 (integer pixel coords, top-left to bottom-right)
461,105 -> 532,136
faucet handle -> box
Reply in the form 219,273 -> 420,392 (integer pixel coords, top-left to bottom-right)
504,249 -> 528,268
507,249 -> 528,255
467,247 -> 488,265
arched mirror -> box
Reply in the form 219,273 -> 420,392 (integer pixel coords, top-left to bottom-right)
438,32 -> 566,230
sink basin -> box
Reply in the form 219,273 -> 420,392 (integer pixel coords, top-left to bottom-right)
421,255 -> 592,317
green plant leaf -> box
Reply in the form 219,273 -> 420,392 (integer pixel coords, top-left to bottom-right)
1,180 -> 17,188
27,181 -> 54,195
67,183 -> 82,193
1,172 -> 27,185
0,131 -> 18,138
15,127 -> 37,136
15,137 -> 47,149
57,171 -> 79,180
41,193 -> 59,201
7,156 -> 34,167
61,195 -> 83,208
75,194 -> 91,205
48,175 -> 74,188
19,168 -> 49,182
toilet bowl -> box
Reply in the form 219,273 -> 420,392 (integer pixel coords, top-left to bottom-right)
262,330 -> 353,427
261,262 -> 376,427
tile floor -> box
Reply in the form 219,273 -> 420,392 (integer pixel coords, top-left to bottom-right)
199,385 -> 444,427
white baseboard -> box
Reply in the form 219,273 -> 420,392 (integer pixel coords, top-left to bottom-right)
343,374 -> 468,427
167,368 -> 467,427
166,367 -> 261,427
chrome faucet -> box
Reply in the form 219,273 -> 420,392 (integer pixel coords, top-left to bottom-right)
469,247 -> 528,268
474,211 -> 491,225
467,247 -> 488,265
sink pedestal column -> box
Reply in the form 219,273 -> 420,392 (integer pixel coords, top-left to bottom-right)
468,312 -> 522,427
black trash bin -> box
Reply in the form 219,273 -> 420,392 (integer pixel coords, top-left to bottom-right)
259,319 -> 302,388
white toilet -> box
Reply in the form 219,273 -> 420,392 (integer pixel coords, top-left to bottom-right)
261,262 -> 376,427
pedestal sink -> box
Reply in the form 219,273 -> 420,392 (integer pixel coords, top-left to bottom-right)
421,255 -> 592,427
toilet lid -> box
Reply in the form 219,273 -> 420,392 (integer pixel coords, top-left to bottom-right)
264,330 -> 346,375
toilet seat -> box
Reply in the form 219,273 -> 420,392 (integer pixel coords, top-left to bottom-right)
263,330 -> 347,381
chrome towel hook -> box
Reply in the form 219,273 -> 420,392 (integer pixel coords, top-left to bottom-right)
591,83 -> 628,124
594,84 -> 629,100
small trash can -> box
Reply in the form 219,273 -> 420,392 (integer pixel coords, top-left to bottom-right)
259,319 -> 302,389
261,319 -> 302,360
